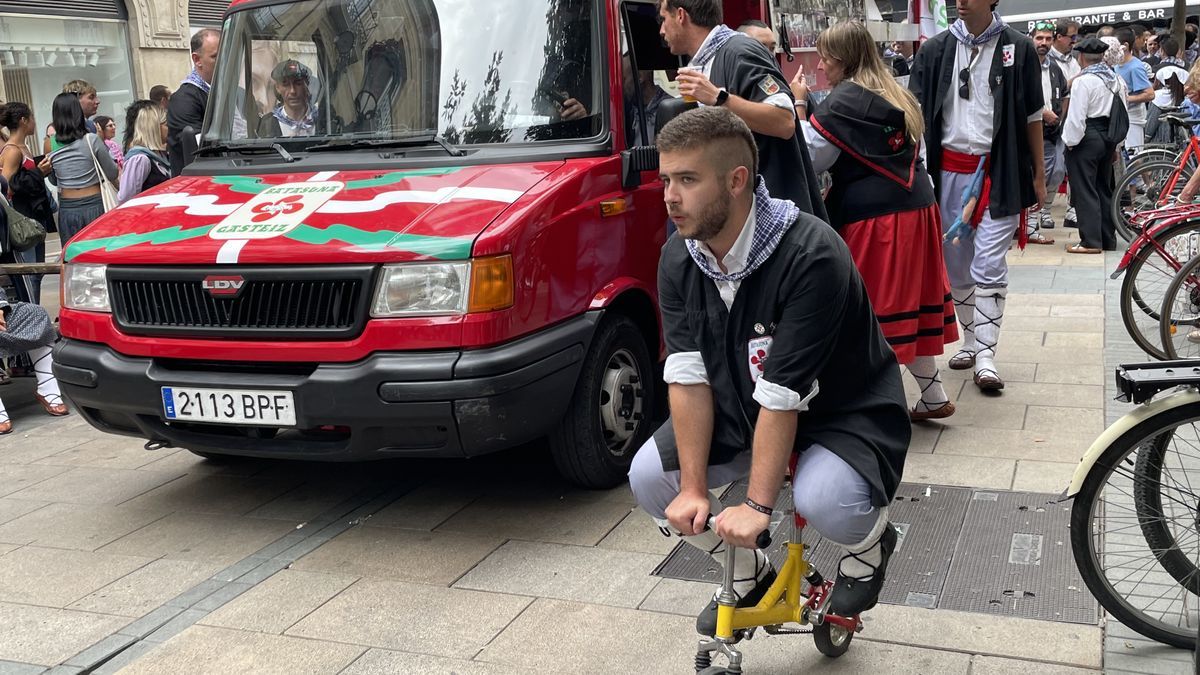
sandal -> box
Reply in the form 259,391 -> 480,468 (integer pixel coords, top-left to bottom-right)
910,401 -> 956,421
1065,243 -> 1101,254
1027,231 -> 1055,245
0,420 -> 12,435
948,350 -> 975,370
35,393 -> 68,417
973,369 -> 1005,392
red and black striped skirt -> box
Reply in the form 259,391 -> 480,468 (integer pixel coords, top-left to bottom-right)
840,203 -> 958,365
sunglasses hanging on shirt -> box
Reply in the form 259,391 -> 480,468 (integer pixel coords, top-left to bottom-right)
958,46 -> 982,100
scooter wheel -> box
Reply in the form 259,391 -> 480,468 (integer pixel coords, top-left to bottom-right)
813,622 -> 853,657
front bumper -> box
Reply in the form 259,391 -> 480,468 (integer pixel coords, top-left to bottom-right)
53,313 -> 599,460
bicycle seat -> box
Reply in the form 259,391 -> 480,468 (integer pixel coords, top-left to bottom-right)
1117,361 -> 1200,403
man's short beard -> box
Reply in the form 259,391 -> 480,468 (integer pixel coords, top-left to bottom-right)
682,189 -> 732,242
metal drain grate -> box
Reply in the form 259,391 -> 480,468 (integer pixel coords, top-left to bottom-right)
651,482 -> 1098,625
939,490 -> 1098,624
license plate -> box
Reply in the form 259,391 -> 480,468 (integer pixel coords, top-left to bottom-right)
161,387 -> 296,426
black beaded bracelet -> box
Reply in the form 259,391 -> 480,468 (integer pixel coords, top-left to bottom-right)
744,498 -> 773,515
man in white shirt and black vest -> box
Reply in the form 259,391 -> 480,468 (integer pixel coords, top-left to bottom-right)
909,0 -> 1045,393
628,107 -> 910,636
657,0 -> 827,221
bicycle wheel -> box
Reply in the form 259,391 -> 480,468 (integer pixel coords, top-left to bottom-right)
1113,161 -> 1193,241
1161,253 -> 1200,359
1121,219 -> 1200,359
1071,397 -> 1200,649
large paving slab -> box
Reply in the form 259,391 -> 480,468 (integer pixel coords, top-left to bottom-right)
35,436 -> 171,470
68,558 -> 225,618
453,540 -> 663,608
434,483 -> 635,546
286,578 -> 532,659
0,546 -> 153,607
969,655 -> 1099,674
291,525 -> 503,586
97,512 -> 294,565
900,453 -> 1016,490
0,502 -> 170,551
340,648 -> 535,674
119,473 -> 302,516
113,625 -> 365,675
0,602 -> 129,666
933,426 -> 1093,463
199,569 -> 358,634
0,464 -> 71,498
7,466 -> 181,505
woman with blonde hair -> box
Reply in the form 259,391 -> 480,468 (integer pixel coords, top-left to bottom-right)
117,100 -> 170,204
792,20 -> 957,421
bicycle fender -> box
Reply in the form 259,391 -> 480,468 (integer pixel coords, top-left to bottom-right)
1066,388 -> 1200,498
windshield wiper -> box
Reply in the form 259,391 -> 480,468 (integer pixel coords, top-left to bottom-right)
306,134 -> 465,157
195,142 -> 297,163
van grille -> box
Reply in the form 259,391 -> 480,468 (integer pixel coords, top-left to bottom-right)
107,266 -> 374,340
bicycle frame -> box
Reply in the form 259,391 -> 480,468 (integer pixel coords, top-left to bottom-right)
711,513 -> 861,641
1152,136 -> 1200,206
1113,203 -> 1200,279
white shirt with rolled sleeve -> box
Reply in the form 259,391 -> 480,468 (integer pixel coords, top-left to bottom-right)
942,20 -> 1043,155
662,197 -> 820,412
1061,73 -> 1127,148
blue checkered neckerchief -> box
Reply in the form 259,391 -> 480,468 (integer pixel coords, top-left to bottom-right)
949,13 -> 1007,47
689,24 -> 738,68
182,70 -> 210,94
686,178 -> 800,283
1081,63 -> 1117,85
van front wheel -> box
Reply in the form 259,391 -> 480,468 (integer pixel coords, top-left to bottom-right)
549,315 -> 655,489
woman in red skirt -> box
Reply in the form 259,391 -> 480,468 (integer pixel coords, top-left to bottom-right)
793,21 -> 958,421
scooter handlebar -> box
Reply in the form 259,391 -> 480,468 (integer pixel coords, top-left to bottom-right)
704,515 -> 772,549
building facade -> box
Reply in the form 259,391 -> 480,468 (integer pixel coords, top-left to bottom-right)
0,0 -> 227,147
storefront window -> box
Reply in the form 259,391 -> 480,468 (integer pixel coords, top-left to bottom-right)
0,15 -> 135,150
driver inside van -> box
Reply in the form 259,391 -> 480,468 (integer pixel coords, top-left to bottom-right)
271,60 -> 318,137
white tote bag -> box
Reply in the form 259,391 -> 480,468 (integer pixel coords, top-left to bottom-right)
87,133 -> 119,212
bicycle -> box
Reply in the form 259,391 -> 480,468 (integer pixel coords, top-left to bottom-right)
1116,203 -> 1200,358
1069,361 -> 1200,650
693,493 -> 863,673
1112,115 -> 1200,240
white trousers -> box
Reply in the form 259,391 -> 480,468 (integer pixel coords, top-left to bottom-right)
939,170 -> 1018,290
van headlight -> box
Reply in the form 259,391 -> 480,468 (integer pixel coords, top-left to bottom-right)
371,256 -> 514,317
63,264 -> 110,313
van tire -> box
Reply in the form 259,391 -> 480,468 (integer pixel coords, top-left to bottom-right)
549,314 -> 655,489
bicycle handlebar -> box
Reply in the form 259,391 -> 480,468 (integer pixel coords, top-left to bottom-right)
705,515 -> 773,549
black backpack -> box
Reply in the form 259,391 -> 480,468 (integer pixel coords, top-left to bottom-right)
1096,75 -> 1130,147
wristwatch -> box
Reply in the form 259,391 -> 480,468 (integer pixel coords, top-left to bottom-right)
715,88 -> 730,106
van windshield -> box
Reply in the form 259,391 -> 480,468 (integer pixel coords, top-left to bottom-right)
205,0 -> 602,148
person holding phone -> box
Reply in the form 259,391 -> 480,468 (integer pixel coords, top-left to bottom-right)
0,102 -> 53,305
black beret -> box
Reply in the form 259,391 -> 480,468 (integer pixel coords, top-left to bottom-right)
1076,36 -> 1109,54
271,59 -> 311,82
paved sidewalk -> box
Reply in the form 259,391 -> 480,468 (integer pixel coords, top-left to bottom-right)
0,220 -> 1129,674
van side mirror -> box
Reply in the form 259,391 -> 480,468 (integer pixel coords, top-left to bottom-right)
180,125 -> 199,171
655,97 -> 698,132
621,146 -> 659,190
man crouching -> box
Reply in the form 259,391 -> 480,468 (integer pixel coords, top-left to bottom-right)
628,107 -> 911,633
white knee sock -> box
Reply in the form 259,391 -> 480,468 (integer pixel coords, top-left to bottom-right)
838,507 -> 889,580
30,346 -> 61,403
951,287 -> 976,356
656,494 -> 772,599
907,356 -> 948,412
973,289 -> 1007,378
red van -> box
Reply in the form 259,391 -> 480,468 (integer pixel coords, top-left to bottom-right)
52,0 -> 774,488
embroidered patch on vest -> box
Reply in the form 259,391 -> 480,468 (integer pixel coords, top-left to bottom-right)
748,336 -> 774,382
759,76 -> 782,97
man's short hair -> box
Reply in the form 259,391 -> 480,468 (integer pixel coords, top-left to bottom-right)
62,79 -> 95,96
661,0 -> 722,29
1131,23 -> 1148,37
738,19 -> 769,30
1161,36 -> 1181,58
1116,27 -> 1136,50
191,28 -> 220,54
149,85 -> 170,105
656,107 -> 758,177
1055,18 -> 1080,36
1098,25 -> 1115,37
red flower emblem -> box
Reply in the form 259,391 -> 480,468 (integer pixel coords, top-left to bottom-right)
250,195 -> 304,223
888,132 -> 906,151
750,349 -> 767,372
